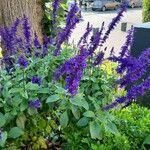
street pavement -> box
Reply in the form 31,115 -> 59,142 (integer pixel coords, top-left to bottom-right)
70,8 -> 142,56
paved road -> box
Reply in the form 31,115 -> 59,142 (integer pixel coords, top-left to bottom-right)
70,8 -> 142,56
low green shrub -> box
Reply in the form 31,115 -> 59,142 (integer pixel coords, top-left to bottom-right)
61,104 -> 150,150
112,104 -> 150,150
142,0 -> 150,22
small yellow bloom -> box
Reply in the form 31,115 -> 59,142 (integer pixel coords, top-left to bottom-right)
0,47 -> 2,58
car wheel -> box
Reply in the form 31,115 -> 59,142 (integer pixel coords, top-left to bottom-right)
102,6 -> 106,12
131,3 -> 135,8
114,5 -> 118,10
92,8 -> 96,11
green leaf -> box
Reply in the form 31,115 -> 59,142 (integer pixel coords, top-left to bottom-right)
0,131 -> 7,147
60,111 -> 68,128
104,121 -> 119,135
9,88 -> 23,94
0,113 -> 6,127
4,113 -> 14,124
46,94 -> 60,103
76,117 -> 89,127
83,111 -> 95,118
90,121 -> 102,139
143,135 -> 150,145
93,84 -> 100,91
55,86 -> 66,94
106,113 -> 116,121
38,88 -> 50,94
16,114 -> 26,129
21,91 -> 28,99
70,95 -> 89,110
12,97 -> 23,107
20,100 -> 28,111
8,127 -> 24,139
28,108 -> 38,116
71,105 -> 80,119
26,82 -> 39,90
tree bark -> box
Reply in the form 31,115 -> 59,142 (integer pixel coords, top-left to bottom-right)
0,0 -> 44,43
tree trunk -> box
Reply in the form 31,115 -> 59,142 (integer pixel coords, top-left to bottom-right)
0,0 -> 44,43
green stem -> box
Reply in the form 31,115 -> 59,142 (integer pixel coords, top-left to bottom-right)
23,70 -> 26,92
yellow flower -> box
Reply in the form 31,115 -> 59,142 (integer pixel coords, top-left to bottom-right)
0,47 -> 2,58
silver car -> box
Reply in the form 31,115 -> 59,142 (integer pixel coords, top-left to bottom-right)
92,0 -> 120,11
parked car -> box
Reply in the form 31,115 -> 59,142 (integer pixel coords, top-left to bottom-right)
92,0 -> 120,11
123,0 -> 142,8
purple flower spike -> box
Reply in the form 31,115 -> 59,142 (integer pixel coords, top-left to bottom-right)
33,32 -> 41,49
53,46 -> 88,95
23,15 -> 31,50
42,36 -> 52,56
103,76 -> 150,110
143,76 -> 150,90
78,22 -> 93,46
2,56 -> 14,72
17,55 -> 28,69
88,22 -> 105,55
101,4 -> 127,46
102,101 -> 118,110
93,51 -> 105,66
31,76 -> 42,86
52,0 -> 61,28
0,27 -> 14,53
11,18 -> 20,36
23,15 -> 31,43
28,99 -> 41,109
119,27 -> 134,58
53,3 -> 81,56
116,48 -> 150,87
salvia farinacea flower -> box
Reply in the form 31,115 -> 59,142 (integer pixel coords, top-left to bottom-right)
52,0 -> 61,29
88,22 -> 105,55
101,4 -> 127,46
28,99 -> 41,109
23,15 -> 31,43
53,3 -> 81,56
31,76 -> 42,86
53,46 -> 88,95
103,76 -> 150,110
33,32 -> 41,49
78,22 -> 93,46
17,55 -> 28,69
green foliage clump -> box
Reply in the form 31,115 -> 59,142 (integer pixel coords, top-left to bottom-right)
61,104 -> 150,150
143,0 -> 150,22
112,103 -> 150,150
0,44 -> 122,149
0,46 -> 73,149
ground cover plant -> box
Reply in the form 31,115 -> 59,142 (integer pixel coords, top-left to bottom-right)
0,1 -> 150,149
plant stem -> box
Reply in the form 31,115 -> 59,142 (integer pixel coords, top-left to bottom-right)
23,70 -> 26,92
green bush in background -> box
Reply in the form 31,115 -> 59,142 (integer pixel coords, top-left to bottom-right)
143,0 -> 150,22
112,104 -> 150,150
